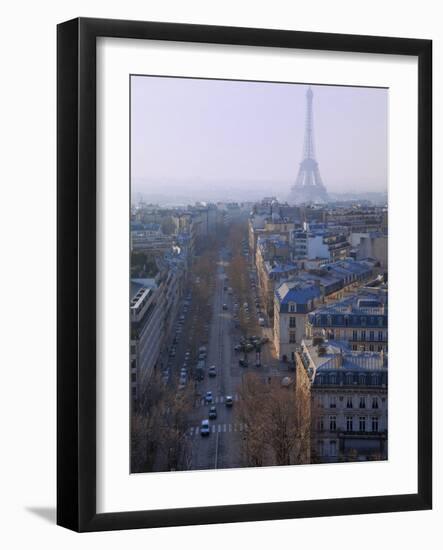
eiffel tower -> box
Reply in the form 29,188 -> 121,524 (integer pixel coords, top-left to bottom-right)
288,87 -> 329,204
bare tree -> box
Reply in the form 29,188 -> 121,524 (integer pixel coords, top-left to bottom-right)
235,372 -> 311,467
131,373 -> 194,472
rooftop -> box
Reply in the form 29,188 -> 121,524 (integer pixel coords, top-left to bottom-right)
299,339 -> 388,385
275,281 -> 321,305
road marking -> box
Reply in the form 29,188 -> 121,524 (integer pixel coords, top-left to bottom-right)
189,427 -> 194,436
223,424 -> 226,433
218,424 -> 222,433
212,425 -> 216,433
229,424 -> 232,432
195,427 -> 199,437
239,424 -> 243,432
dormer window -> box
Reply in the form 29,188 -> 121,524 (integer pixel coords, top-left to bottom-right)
289,303 -> 296,312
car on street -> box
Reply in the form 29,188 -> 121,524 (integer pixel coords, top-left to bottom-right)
222,303 -> 228,310
169,348 -> 176,357
259,317 -> 265,326
205,391 -> 213,403
239,359 -> 248,367
209,406 -> 217,419
234,344 -> 242,352
225,395 -> 233,407
200,419 -> 210,436
208,365 -> 217,377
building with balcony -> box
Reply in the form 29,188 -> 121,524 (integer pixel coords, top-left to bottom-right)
291,227 -> 351,262
297,339 -> 388,462
130,222 -> 173,253
306,289 -> 388,352
130,277 -> 165,404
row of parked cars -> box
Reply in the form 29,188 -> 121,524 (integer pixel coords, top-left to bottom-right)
162,292 -> 193,386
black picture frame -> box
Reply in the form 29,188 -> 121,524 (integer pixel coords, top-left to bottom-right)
57,17 -> 432,532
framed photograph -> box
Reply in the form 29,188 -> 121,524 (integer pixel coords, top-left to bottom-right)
57,17 -> 432,532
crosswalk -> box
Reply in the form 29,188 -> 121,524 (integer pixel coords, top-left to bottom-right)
194,394 -> 240,407
188,423 -> 248,436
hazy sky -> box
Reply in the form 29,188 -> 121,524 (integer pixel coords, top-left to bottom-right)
131,76 -> 387,203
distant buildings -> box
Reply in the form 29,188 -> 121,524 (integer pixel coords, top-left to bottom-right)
291,225 -> 351,262
350,231 -> 388,269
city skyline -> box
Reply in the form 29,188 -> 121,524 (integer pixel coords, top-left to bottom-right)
131,76 -> 388,203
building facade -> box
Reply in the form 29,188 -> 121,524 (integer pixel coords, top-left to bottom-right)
306,290 -> 388,352
297,340 -> 388,462
130,277 -> 165,403
273,282 -> 322,360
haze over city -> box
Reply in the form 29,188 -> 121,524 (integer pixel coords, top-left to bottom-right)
131,76 -> 388,205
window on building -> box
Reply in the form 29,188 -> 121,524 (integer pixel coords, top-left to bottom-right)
329,396 -> 336,408
318,440 -> 324,457
289,303 -> 295,312
378,345 -> 383,352
372,374 -> 379,386
369,344 -> 374,351
329,440 -> 337,456
330,374 -> 337,385
346,396 -> 353,408
346,373 -> 353,385
289,332 -> 296,344
359,375 -> 366,386
352,345 -> 357,351
369,331 -> 374,341
378,330 -> 384,341
318,416 -> 324,431
372,397 -> 379,409
359,416 -> 366,431
359,396 -> 366,408
361,330 -> 366,341
329,416 -> 337,431
372,417 -> 379,432
289,316 -> 296,328
131,372 -> 136,383
352,330 -> 358,341
346,416 -> 353,431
